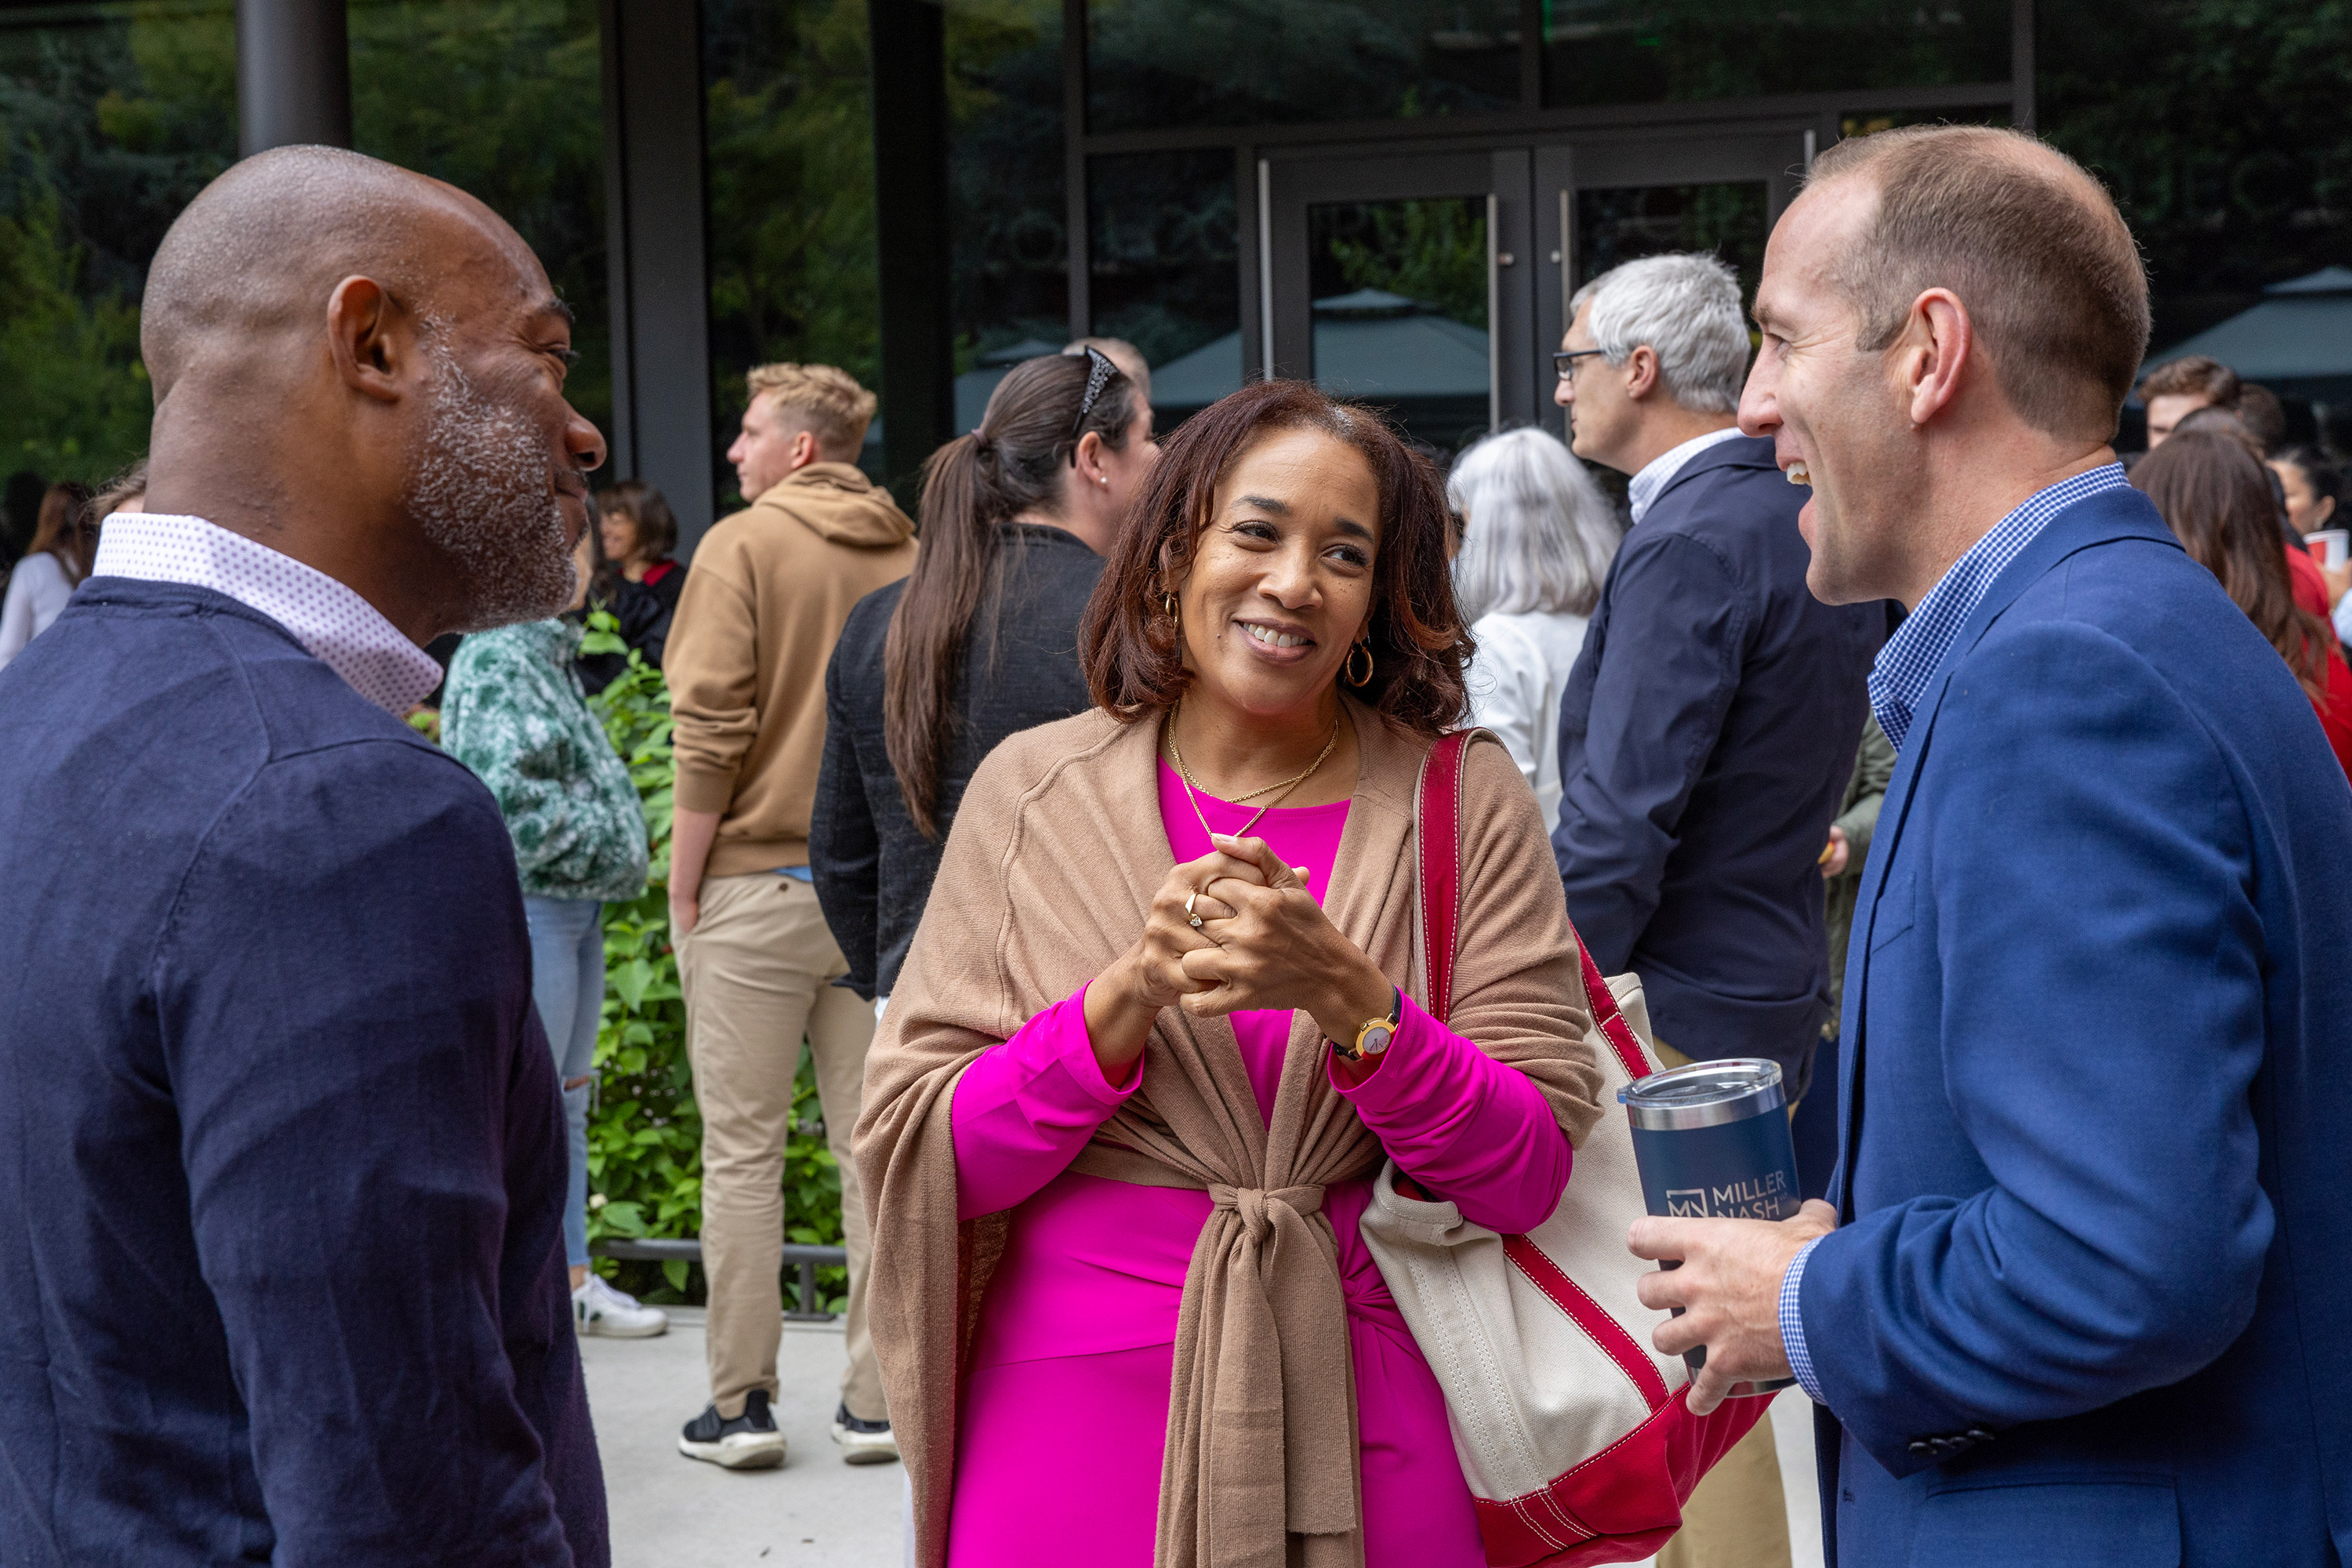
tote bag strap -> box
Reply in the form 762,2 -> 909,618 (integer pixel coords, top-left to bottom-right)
1417,729 -> 1651,1081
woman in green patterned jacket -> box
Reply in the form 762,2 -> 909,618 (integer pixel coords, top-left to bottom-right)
442,564 -> 666,1340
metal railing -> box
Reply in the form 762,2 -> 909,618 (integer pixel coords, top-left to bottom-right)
590,1238 -> 846,1322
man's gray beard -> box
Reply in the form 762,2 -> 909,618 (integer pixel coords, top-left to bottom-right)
405,343 -> 577,633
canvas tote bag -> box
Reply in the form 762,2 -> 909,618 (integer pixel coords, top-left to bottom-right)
1358,729 -> 1771,1566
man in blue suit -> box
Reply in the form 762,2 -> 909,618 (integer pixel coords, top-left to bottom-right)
0,148 -> 609,1563
1629,125 -> 2352,1565
1555,252 -> 1886,1568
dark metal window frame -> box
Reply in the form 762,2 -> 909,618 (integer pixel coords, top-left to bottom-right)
1058,0 -> 2036,360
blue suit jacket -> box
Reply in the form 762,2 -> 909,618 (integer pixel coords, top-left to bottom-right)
1554,434 -> 1886,1082
0,581 -> 605,1566
1802,486 -> 2352,1566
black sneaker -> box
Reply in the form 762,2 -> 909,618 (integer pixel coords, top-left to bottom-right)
830,1401 -> 899,1465
678,1389 -> 787,1470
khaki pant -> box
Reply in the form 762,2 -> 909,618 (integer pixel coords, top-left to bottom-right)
1650,1036 -> 1795,1568
677,871 -> 884,1421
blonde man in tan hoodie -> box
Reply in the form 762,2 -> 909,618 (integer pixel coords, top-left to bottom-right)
665,363 -> 916,1471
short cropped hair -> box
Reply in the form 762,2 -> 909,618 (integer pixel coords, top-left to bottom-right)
1080,380 -> 1470,738
1805,125 -> 2151,443
2234,383 -> 2285,452
1569,252 -> 1750,414
1446,427 -> 1621,622
2139,354 -> 2241,412
745,362 -> 877,459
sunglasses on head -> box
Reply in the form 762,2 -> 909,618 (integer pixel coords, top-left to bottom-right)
1071,345 -> 1118,440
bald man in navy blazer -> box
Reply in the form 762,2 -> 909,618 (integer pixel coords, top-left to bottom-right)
1626,126 -> 2352,1566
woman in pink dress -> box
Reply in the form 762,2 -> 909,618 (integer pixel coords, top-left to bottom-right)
857,380 -> 1608,1568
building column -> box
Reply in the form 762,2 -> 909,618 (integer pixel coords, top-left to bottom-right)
599,0 -> 717,555
869,0 -> 954,497
236,0 -> 351,156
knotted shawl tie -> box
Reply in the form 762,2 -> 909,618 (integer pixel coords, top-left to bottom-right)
1155,1180 -> 1363,1568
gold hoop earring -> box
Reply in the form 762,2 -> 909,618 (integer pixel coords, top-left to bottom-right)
1161,591 -> 1179,619
1344,639 -> 1374,688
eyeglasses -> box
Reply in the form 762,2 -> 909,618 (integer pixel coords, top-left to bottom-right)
1553,348 -> 1607,379
1070,344 -> 1118,438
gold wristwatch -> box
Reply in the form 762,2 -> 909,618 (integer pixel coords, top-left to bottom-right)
1330,986 -> 1402,1062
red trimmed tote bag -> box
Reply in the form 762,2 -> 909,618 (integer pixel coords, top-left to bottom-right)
1359,730 -> 1770,1566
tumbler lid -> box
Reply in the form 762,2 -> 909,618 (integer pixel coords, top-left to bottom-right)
1617,1058 -> 1787,1130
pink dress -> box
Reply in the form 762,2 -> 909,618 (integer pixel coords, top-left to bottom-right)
943,761 -> 1571,1566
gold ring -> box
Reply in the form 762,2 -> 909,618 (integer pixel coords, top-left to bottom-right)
1185,887 -> 1203,929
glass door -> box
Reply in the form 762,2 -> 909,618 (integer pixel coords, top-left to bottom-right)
1261,126 -> 1808,452
1263,149 -> 1534,455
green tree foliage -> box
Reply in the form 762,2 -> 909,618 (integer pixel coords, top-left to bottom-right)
0,2 -> 236,487
2041,0 -> 2352,350
1323,198 -> 1488,327
703,0 -> 880,511
1083,0 -> 1519,132
946,0 -> 1068,368
583,620 -> 847,1308
1540,0 -> 2008,110
0,2 -> 610,495
0,187 -> 148,484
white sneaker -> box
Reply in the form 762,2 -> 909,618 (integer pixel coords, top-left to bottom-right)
831,1402 -> 900,1465
573,1274 -> 669,1338
680,1390 -> 788,1470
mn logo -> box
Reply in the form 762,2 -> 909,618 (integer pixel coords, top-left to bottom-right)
1664,1189 -> 1709,1217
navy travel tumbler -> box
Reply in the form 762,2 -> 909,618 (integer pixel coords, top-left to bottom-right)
1620,1058 -> 1801,1397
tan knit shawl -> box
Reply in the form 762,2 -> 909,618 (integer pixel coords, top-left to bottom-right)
853,702 -> 1604,1568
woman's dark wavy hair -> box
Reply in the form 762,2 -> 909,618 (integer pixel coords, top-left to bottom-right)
886,352 -> 1140,837
2132,430 -> 2338,703
1079,379 -> 1471,737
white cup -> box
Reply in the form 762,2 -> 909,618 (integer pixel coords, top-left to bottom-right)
2310,529 -> 2349,572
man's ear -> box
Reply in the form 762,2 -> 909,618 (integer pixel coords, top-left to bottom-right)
1901,289 -> 1972,430
326,275 -> 412,404
1623,344 -> 1661,402
789,428 -> 822,473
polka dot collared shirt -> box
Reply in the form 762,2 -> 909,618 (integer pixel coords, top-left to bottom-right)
92,512 -> 445,714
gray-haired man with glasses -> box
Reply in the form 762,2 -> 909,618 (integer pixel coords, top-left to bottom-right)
1548,252 -> 1887,1568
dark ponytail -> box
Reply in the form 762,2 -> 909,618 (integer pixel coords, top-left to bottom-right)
884,352 -> 1138,837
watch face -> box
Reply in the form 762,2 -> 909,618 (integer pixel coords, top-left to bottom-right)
1361,1023 -> 1394,1057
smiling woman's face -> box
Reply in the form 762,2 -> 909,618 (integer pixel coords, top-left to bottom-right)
597,506 -> 638,564
1177,425 -> 1382,721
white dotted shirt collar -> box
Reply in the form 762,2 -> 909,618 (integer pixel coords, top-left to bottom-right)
92,513 -> 445,714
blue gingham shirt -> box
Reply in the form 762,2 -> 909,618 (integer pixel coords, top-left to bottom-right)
1780,460 -> 2129,1403
1866,463 -> 2131,751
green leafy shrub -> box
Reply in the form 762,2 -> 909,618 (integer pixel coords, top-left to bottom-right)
583,617 -> 848,1308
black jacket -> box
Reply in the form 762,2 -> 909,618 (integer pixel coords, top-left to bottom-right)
813,522 -> 1104,998
576,576 -> 671,695
1552,434 -> 1887,1085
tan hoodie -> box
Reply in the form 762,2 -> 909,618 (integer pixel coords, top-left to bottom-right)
666,462 -> 916,876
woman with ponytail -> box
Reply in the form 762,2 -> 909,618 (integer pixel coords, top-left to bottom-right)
813,347 -> 1156,1011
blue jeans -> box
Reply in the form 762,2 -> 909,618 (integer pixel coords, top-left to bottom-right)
524,895 -> 604,1270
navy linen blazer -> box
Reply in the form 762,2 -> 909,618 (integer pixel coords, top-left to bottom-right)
0,582 -> 606,1566
1552,434 -> 1886,1080
1803,487 -> 2352,1566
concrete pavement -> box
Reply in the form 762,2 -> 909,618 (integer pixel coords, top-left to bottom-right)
580,1308 -> 903,1568
579,1308 -> 1822,1568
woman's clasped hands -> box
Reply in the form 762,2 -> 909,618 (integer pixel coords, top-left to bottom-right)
1084,833 -> 1397,1080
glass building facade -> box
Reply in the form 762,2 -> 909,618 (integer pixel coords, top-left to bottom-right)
4,0 -> 2347,554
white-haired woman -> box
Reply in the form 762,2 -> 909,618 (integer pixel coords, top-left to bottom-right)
1448,426 -> 1621,831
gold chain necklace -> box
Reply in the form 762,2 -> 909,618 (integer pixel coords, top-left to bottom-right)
1164,699 -> 1341,843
